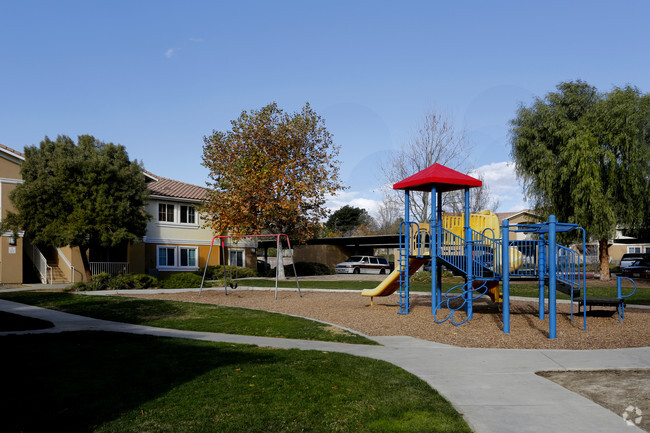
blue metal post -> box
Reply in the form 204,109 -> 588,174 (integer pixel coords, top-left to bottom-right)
548,215 -> 557,339
464,187 -> 473,319
436,193 -> 443,307
538,234 -> 545,320
617,277 -> 622,323
580,228 -> 587,330
400,190 -> 411,314
431,186 -> 437,315
502,220 -> 510,334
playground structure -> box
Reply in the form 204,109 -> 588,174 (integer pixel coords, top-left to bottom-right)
199,233 -> 301,300
362,163 -> 638,339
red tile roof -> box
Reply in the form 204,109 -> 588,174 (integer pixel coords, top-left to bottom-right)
146,174 -> 207,201
393,163 -> 482,192
0,144 -> 25,159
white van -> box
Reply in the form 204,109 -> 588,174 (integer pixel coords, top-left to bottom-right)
335,256 -> 392,274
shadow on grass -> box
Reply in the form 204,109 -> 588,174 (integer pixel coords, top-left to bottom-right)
0,311 -> 54,331
0,331 -> 270,432
0,291 -> 189,324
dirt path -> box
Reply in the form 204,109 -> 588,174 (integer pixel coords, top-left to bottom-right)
538,370 -> 649,432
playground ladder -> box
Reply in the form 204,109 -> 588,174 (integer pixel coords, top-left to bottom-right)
397,222 -> 410,314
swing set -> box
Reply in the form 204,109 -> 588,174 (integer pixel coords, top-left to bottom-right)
199,233 -> 302,299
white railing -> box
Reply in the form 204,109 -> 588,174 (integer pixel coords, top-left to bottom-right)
25,242 -> 52,284
90,262 -> 129,275
56,248 -> 75,283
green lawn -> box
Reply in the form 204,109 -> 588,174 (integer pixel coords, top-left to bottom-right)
0,291 -> 376,345
0,332 -> 471,432
236,278 -> 650,304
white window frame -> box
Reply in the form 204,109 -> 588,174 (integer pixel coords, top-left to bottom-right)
628,246 -> 642,253
159,203 -> 175,223
157,201 -> 199,227
229,248 -> 246,267
179,246 -> 198,268
157,246 -> 176,267
180,205 -> 196,224
157,245 -> 199,270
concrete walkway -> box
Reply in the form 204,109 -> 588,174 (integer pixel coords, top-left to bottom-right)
0,298 -> 647,433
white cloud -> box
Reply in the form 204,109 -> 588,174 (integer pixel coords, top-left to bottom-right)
189,37 -> 204,43
470,161 -> 528,212
164,48 -> 176,58
324,191 -> 381,218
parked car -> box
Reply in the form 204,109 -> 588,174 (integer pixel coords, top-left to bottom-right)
335,256 -> 392,274
423,260 -> 449,273
620,253 -> 649,269
622,257 -> 650,279
257,259 -> 271,274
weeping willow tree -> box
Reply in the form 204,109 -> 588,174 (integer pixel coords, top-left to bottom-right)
510,80 -> 650,280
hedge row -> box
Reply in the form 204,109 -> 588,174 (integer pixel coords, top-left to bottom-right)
68,261 -> 333,292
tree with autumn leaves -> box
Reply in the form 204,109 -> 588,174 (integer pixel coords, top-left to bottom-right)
201,102 -> 345,243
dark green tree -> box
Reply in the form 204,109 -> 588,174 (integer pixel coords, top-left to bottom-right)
510,81 -> 650,280
3,135 -> 151,278
325,205 -> 373,236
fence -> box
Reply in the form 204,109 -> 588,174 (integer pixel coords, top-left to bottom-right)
89,262 -> 129,275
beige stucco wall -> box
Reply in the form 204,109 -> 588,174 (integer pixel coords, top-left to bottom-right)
0,157 -> 22,180
0,154 -> 23,284
144,200 -> 215,242
1,182 -> 18,219
0,236 -> 23,284
129,242 -> 146,274
54,246 -> 88,283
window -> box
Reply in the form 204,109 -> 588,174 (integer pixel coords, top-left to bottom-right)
159,204 -> 174,222
180,247 -> 197,267
628,247 -> 641,253
158,247 -> 175,267
180,205 -> 196,224
229,249 -> 244,267
157,246 -> 199,269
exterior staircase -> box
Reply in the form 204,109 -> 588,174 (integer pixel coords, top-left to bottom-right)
48,264 -> 69,284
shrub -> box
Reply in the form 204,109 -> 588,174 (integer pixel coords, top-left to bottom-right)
108,273 -> 158,290
67,273 -> 159,291
89,273 -> 112,291
411,271 -> 431,283
159,272 -> 205,289
195,265 -> 258,280
283,262 -> 333,277
67,281 -> 90,291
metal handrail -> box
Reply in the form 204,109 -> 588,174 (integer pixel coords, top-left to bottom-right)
25,243 -> 51,284
617,276 -> 638,299
439,227 -> 467,273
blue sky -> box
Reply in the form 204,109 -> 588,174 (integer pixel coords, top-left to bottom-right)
2,1 -> 649,216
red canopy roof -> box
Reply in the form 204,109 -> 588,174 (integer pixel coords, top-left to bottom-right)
393,163 -> 482,192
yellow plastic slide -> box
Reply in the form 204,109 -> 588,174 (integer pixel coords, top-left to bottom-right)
362,257 -> 429,298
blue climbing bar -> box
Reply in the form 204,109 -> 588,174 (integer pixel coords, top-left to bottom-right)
502,219 -> 510,334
